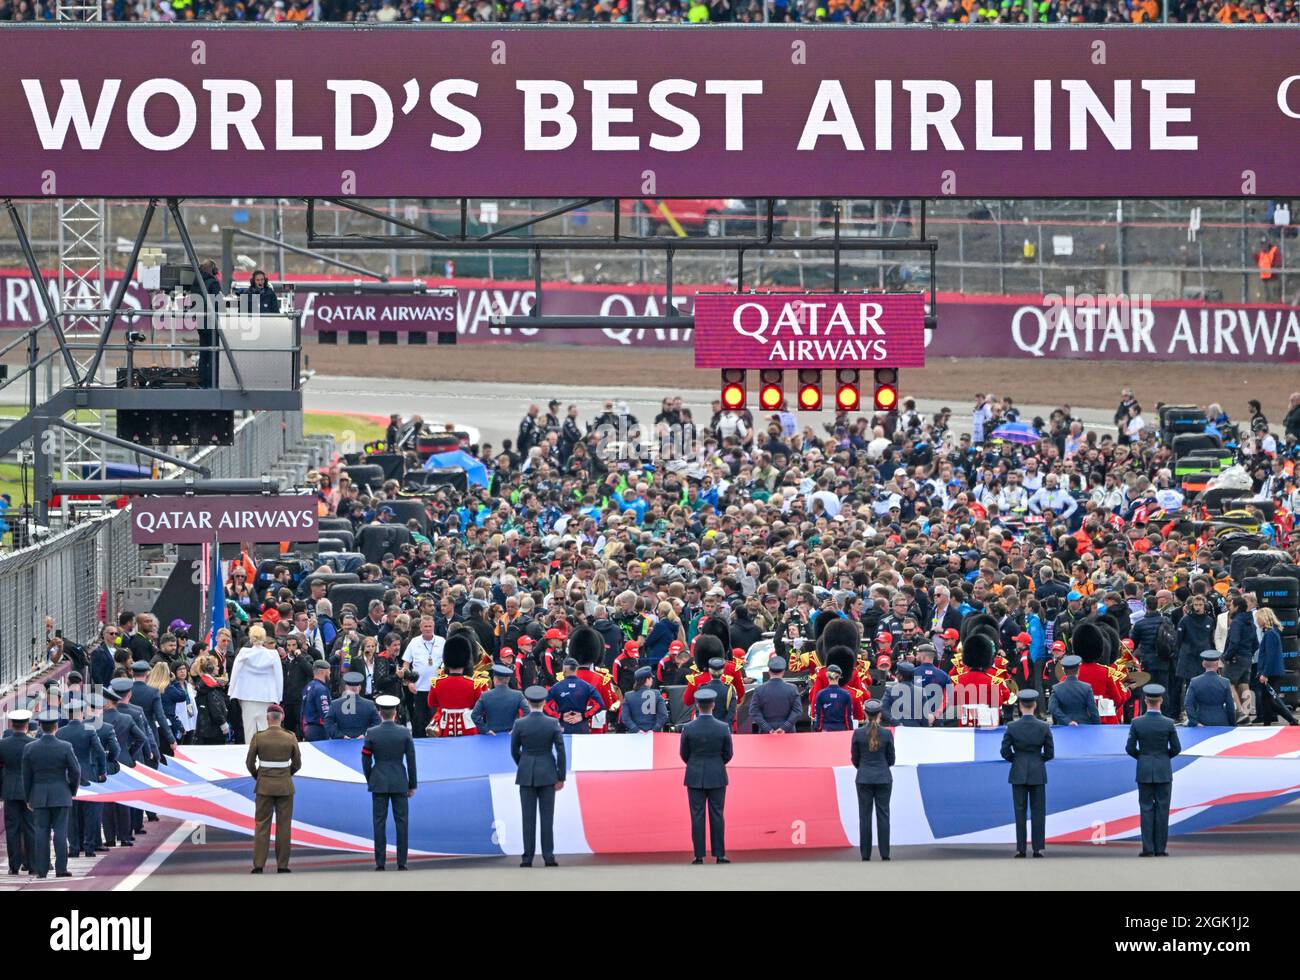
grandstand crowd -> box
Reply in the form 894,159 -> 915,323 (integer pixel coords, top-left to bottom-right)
4,0 -> 1298,24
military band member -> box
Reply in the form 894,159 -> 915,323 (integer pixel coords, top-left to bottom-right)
427,634 -> 485,737
0,709 -> 35,874
748,657 -> 802,734
620,667 -> 668,733
512,686 -> 566,868
363,694 -> 417,871
326,672 -> 381,740
1048,655 -> 1101,726
1184,651 -> 1236,727
680,687 -> 732,865
1126,684 -> 1180,857
472,664 -> 529,735
851,699 -> 894,860
246,704 -> 301,874
1000,689 -> 1054,858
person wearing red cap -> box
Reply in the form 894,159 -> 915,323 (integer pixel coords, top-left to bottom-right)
612,641 -> 644,695
657,639 -> 692,687
1008,632 -> 1036,695
1042,640 -> 1068,697
541,629 -> 567,684
939,628 -> 961,670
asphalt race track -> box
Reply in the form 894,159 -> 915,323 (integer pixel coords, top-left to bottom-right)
135,801 -> 1300,891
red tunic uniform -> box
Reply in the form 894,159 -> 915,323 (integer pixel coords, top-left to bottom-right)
1077,662 -> 1127,725
427,673 -> 484,737
683,664 -> 747,730
576,667 -> 621,734
952,669 -> 1008,727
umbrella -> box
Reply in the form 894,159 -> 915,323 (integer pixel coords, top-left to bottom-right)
989,422 -> 1040,445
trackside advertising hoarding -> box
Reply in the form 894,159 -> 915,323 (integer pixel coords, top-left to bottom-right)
692,292 -> 927,368
131,495 -> 319,545
0,25 -> 1298,198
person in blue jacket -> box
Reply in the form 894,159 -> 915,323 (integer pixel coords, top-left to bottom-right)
619,667 -> 667,733
1253,608 -> 1286,725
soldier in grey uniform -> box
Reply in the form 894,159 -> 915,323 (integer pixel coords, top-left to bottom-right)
472,664 -> 529,734
511,685 -> 566,867
748,657 -> 802,733
850,699 -> 895,860
1184,651 -> 1236,728
22,709 -> 81,878
100,685 -> 148,847
1126,684 -> 1181,857
680,687 -> 733,865
1048,655 -> 1100,726
0,709 -> 35,874
1000,689 -> 1054,858
362,694 -> 417,871
620,666 -> 668,733
326,672 -> 381,740
55,699 -> 107,858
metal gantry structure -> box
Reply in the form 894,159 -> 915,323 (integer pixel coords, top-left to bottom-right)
303,197 -> 939,332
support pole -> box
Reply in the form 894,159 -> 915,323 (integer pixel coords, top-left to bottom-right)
53,418 -> 211,477
85,197 -> 156,384
5,199 -> 81,386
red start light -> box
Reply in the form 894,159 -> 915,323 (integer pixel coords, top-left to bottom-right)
835,369 -> 860,411
798,385 -> 822,411
874,384 -> 898,411
760,384 -> 784,411
722,383 -> 746,409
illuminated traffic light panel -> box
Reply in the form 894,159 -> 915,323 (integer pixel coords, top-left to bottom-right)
835,369 -> 860,412
759,369 -> 784,411
797,368 -> 822,411
873,367 -> 899,412
721,368 -> 747,410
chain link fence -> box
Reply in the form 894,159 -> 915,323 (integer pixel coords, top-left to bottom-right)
0,408 -> 306,693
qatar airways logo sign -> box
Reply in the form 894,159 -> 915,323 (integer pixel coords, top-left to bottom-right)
693,293 -> 925,369
131,495 -> 319,544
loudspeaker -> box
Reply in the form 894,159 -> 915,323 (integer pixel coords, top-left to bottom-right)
118,409 -> 234,446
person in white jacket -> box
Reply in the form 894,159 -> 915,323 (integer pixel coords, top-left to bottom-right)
228,625 -> 284,743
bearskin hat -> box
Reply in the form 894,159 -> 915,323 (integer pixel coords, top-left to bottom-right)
826,644 -> 857,679
1095,619 -> 1123,665
697,616 -> 732,652
567,626 -> 605,667
442,632 -> 475,672
1072,620 -> 1106,664
959,612 -> 999,648
816,617 -> 860,659
694,634 -> 726,672
962,632 -> 997,672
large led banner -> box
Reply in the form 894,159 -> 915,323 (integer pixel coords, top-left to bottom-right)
1,24 -> 1298,198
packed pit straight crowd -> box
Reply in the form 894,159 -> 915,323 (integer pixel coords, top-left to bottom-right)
3,0 -> 1297,25
34,383 -> 1300,754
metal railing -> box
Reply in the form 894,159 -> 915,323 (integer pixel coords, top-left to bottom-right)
0,406 -> 306,692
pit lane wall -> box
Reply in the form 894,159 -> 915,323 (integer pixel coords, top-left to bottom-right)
3,270 -> 1300,362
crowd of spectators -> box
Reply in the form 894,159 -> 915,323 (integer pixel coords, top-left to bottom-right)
3,0 -> 1297,24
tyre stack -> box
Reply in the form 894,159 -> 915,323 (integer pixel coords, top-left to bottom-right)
1244,574 -> 1300,708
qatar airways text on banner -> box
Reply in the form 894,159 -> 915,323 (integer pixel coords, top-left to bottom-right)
692,292 -> 926,369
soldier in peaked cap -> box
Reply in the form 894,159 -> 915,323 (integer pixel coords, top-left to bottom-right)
55,698 -> 107,858
0,709 -> 36,874
246,703 -> 301,874
363,694 -> 417,871
1184,652 -> 1236,728
620,666 -> 668,733
1000,689 -> 1054,858
680,687 -> 733,864
748,656 -> 802,734
1126,684 -> 1181,857
1048,654 -> 1100,726
326,672 -> 381,740
22,709 -> 80,878
100,684 -> 148,848
512,686 -> 566,867
472,664 -> 529,735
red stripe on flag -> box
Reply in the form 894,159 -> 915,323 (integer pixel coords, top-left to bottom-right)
1215,728 -> 1300,757
576,767 -> 850,853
